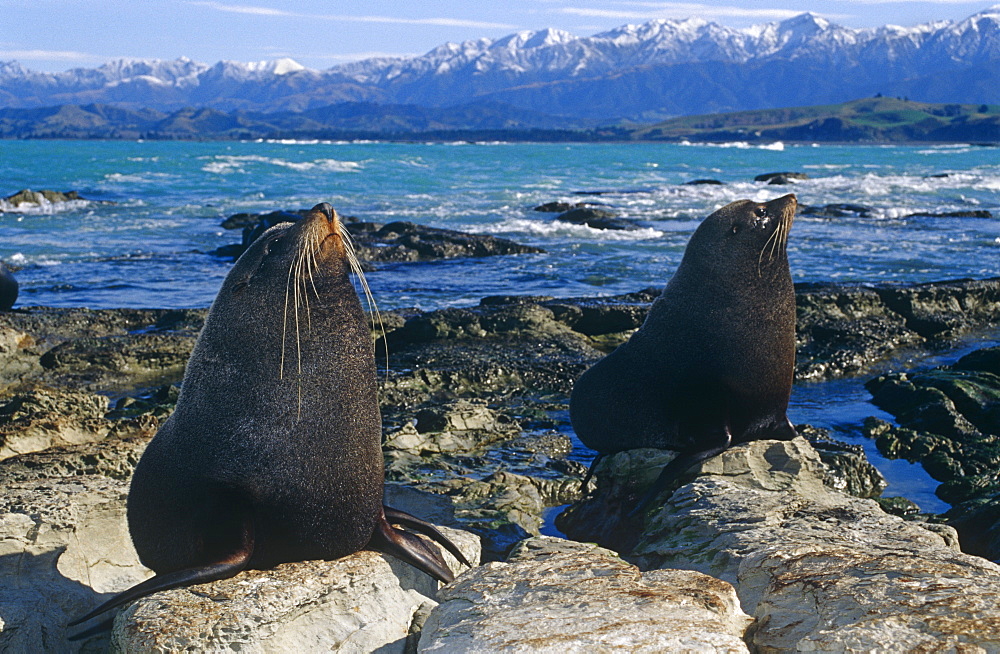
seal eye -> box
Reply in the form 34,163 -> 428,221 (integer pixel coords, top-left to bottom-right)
755,206 -> 768,218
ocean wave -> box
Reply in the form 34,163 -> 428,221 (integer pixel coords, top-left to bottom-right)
680,140 -> 786,151
201,155 -> 364,174
8,252 -> 64,267
0,199 -> 92,215
472,218 -> 664,241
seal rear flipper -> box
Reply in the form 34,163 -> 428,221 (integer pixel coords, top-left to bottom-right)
629,425 -> 732,517
579,452 -> 605,494
371,513 -> 456,584
383,505 -> 472,568
67,516 -> 255,634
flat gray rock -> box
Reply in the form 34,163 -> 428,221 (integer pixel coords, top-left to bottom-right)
419,536 -> 752,653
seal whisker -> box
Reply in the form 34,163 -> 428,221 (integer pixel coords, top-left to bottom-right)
280,251 -> 297,380
758,222 -> 781,275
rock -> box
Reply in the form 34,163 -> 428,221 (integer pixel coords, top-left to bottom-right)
905,210 -> 993,219
383,399 -> 520,454
0,188 -> 110,210
875,278 -> 1000,340
753,172 -> 809,184
554,207 -> 637,231
799,203 -> 874,218
418,536 -> 752,653
797,424 -> 887,499
0,473 -> 152,653
215,210 -> 544,261
113,527 -> 480,653
559,438 -> 1000,652
794,282 -> 922,380
683,179 -> 724,185
0,387 -> 112,461
532,201 -> 596,213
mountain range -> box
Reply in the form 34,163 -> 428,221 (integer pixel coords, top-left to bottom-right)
1,7 -> 999,122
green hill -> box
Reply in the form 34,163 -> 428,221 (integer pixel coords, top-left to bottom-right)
629,98 -> 1000,143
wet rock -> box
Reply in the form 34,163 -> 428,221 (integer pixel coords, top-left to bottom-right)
532,201 -> 596,212
0,188 -> 112,209
794,282 -> 922,380
798,424 -> 887,499
419,536 -> 752,653
905,209 -> 993,219
216,210 -> 544,261
799,203 -> 874,218
559,438 -> 1000,652
114,528 -> 479,653
875,278 -> 1000,340
754,171 -> 809,184
683,178 -> 724,185
554,207 -> 638,231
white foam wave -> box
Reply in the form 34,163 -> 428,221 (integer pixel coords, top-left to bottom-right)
680,140 -> 786,150
201,155 -> 363,174
9,252 -> 63,266
474,218 -> 664,241
0,199 -> 91,215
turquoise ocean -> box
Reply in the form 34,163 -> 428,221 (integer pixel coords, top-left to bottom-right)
2,138 -> 999,511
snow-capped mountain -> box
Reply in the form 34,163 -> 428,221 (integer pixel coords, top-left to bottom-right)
2,7 -> 998,120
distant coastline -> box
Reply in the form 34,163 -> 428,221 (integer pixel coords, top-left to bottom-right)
1,98 -> 997,144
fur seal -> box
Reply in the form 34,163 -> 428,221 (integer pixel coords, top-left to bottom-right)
0,262 -> 17,311
70,203 -> 469,633
570,194 -> 798,511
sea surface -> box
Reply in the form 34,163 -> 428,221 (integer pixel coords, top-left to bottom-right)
3,138 -> 999,512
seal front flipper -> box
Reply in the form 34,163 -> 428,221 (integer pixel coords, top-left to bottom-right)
371,511 -> 456,584
629,424 -> 733,517
383,505 -> 472,568
67,516 -> 254,635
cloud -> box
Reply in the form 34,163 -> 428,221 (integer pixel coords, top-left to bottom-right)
558,3 -> 805,22
188,2 -> 517,29
0,49 -> 99,62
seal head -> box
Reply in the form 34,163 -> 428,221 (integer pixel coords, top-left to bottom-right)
570,194 -> 798,510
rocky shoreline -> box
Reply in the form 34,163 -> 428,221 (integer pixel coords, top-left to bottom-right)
1,275 -> 998,651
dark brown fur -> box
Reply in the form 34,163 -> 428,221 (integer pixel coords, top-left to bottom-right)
570,195 -> 798,509
0,263 -> 17,311
70,204 -> 466,634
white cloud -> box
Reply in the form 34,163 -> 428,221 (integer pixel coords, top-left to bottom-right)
0,49 -> 97,62
187,2 -> 517,29
559,3 -> 805,21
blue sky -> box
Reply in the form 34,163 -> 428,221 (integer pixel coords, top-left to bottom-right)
1,1 -> 994,72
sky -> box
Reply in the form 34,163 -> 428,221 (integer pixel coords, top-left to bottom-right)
1,0 -> 995,73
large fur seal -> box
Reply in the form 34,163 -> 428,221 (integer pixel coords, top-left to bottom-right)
70,203 -> 468,632
570,194 -> 798,511
0,262 -> 17,311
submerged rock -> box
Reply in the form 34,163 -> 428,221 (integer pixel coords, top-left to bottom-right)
554,207 -> 638,231
419,536 -> 752,653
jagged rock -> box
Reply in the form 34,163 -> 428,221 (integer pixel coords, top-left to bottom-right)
799,203 -> 874,217
113,528 -> 480,653
383,399 -> 520,454
216,210 -> 544,261
797,424 -> 887,499
0,387 -> 113,461
560,438 -> 1000,651
418,536 -> 752,653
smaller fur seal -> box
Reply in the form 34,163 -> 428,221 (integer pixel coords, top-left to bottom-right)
69,203 -> 469,636
570,194 -> 798,512
0,262 -> 18,311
